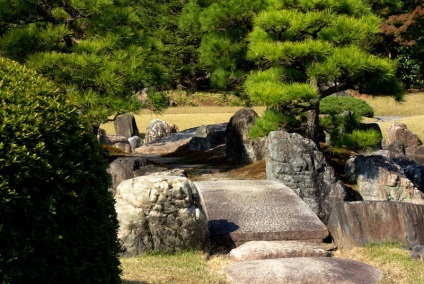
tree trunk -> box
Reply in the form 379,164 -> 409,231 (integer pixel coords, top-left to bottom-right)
305,102 -> 321,147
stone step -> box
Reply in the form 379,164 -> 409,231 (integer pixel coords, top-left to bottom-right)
223,257 -> 382,284
194,180 -> 328,248
229,241 -> 330,262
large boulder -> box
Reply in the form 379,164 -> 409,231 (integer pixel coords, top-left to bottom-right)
115,175 -> 209,255
144,119 -> 178,144
98,134 -> 132,153
345,155 -> 424,203
328,201 -> 424,249
226,108 -> 265,164
386,121 -> 422,154
265,130 -> 346,223
188,125 -> 226,151
114,114 -> 139,139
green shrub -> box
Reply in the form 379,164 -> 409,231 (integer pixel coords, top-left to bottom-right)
248,109 -> 291,138
332,129 -> 382,150
320,95 -> 375,117
0,57 -> 121,283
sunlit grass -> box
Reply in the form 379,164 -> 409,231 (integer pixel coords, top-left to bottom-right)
361,92 -> 424,117
120,251 -> 229,284
336,242 -> 424,284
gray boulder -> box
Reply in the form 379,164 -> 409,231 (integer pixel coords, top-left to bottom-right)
144,119 -> 178,145
386,121 -> 422,154
128,136 -> 142,152
226,108 -> 265,164
114,114 -> 139,139
115,175 -> 209,255
188,125 -> 225,151
265,130 -> 346,223
98,134 -> 131,153
345,155 -> 424,203
223,257 -> 382,284
328,201 -> 424,249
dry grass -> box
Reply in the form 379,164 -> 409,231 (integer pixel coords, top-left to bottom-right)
359,92 -> 424,117
101,106 -> 266,135
120,251 -> 229,284
335,243 -> 424,284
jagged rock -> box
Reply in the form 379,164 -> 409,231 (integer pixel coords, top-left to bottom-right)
265,130 -> 346,223
223,257 -> 382,284
386,121 -> 422,153
115,175 -> 209,255
345,155 -> 424,203
114,114 -> 139,139
226,108 -> 265,164
410,245 -> 424,260
107,157 -> 170,197
188,125 -> 225,151
144,119 -> 178,144
229,241 -> 329,262
99,134 -> 131,153
328,201 -> 424,249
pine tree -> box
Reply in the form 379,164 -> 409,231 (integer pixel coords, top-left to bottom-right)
244,0 -> 404,142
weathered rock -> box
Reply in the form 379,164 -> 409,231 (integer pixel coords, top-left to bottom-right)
195,180 -> 328,249
128,136 -> 142,152
410,245 -> 424,260
229,241 -> 329,262
223,257 -> 382,284
115,175 -> 209,255
386,140 -> 406,155
345,155 -> 424,203
328,201 -> 424,249
404,165 -> 424,192
226,108 -> 265,164
386,121 -> 422,153
107,157 -> 171,197
188,125 -> 225,151
99,134 -> 131,153
265,130 -> 346,223
144,119 -> 178,145
114,114 -> 139,139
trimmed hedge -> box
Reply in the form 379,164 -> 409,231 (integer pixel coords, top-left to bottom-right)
320,95 -> 374,117
0,57 -> 121,283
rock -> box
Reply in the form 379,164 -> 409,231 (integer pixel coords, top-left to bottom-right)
223,257 -> 382,284
328,201 -> 424,249
188,125 -> 225,151
386,121 -> 421,153
229,241 -> 329,262
404,165 -> 424,192
410,245 -> 424,260
345,155 -> 424,203
128,136 -> 142,152
144,119 -> 178,145
115,175 -> 209,255
226,108 -> 265,164
114,114 -> 139,139
265,130 -> 346,223
99,134 -> 131,153
386,140 -> 406,155
107,157 -> 172,197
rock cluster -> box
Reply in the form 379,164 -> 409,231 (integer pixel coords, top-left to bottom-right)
115,175 -> 209,255
144,119 -> 178,144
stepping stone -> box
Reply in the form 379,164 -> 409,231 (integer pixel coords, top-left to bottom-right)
223,257 -> 382,284
229,241 -> 330,262
194,180 -> 328,248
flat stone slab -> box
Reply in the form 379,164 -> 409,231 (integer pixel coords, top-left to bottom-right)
223,257 -> 382,284
229,241 -> 330,262
194,180 -> 328,247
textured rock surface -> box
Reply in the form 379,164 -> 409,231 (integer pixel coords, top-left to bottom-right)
345,155 -> 424,203
115,175 -> 209,255
229,241 -> 329,262
99,134 -> 131,153
188,125 -> 225,151
265,130 -> 346,223
328,201 -> 424,249
128,136 -> 142,152
226,108 -> 265,164
195,180 -> 328,249
223,257 -> 382,284
114,114 -> 139,139
144,119 -> 178,144
386,121 -> 421,152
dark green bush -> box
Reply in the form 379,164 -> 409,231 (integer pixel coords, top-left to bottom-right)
332,129 -> 382,150
0,57 -> 121,283
320,95 -> 374,117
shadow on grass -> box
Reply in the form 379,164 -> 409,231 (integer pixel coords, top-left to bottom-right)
122,280 -> 150,284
